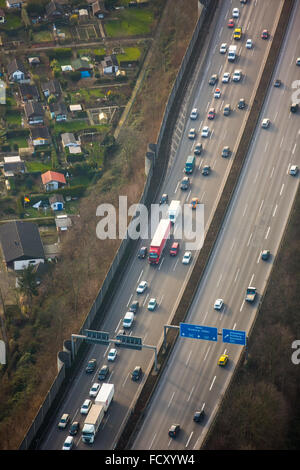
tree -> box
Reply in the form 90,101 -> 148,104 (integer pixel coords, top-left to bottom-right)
17,265 -> 39,316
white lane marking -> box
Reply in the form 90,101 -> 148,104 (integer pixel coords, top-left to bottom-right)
265,226 -> 270,239
209,376 -> 216,391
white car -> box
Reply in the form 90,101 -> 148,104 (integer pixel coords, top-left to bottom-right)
289,165 -> 298,176
232,7 -> 239,18
233,70 -> 242,82
222,72 -> 230,83
182,251 -> 192,264
261,118 -> 270,128
108,348 -> 117,361
190,108 -> 198,120
214,299 -> 224,310
62,436 -> 74,450
201,126 -> 210,138
136,280 -> 148,294
219,42 -> 227,54
188,128 -> 196,139
246,39 -> 253,49
148,298 -> 157,311
89,382 -> 100,398
214,87 -> 221,98
80,399 -> 92,415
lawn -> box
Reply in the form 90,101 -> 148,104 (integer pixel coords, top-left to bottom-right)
0,13 -> 22,31
5,109 -> 21,127
32,30 -> 53,43
66,88 -> 105,106
25,161 -> 53,173
6,135 -> 29,149
117,46 -> 142,62
104,8 -> 154,37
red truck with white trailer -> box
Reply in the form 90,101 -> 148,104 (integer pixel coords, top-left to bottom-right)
148,219 -> 171,265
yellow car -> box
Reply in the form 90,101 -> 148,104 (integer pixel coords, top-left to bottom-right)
218,354 -> 229,366
190,197 -> 200,209
233,27 -> 242,40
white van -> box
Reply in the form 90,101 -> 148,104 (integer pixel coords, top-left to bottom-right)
123,312 -> 134,328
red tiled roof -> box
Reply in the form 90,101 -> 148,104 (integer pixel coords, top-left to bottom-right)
41,170 -> 66,185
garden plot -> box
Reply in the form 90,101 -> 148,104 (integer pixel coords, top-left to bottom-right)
87,106 -> 119,125
75,24 -> 99,41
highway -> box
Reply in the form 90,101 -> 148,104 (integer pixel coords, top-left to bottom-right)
40,0 -> 286,450
133,0 -> 300,450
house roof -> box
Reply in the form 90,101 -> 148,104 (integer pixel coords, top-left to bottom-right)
30,126 -> 50,140
45,0 -> 64,17
41,79 -> 62,96
61,132 -> 76,146
41,170 -> 66,185
49,101 -> 67,115
24,101 -> 44,118
6,0 -> 25,6
0,221 -> 45,264
3,161 -> 25,174
92,0 -> 107,14
102,55 -> 119,69
7,58 -> 25,76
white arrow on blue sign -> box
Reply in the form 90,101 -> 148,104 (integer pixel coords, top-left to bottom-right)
222,328 -> 246,346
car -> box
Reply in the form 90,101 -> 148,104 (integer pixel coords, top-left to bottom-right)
223,104 -> 231,116
98,365 -> 109,380
274,78 -> 281,87
190,108 -> 198,120
131,366 -> 142,381
193,410 -> 205,423
209,74 -> 218,85
190,197 -> 200,209
138,246 -> 147,259
238,98 -> 246,109
148,298 -> 157,311
233,70 -> 242,82
169,424 -> 180,438
107,348 -> 117,361
289,165 -> 299,176
222,146 -> 231,158
207,107 -> 215,120
233,27 -> 242,40
219,43 -> 227,54
222,72 -> 230,83
201,126 -> 210,138
240,0 -> 247,3
202,165 -> 211,176
218,354 -> 229,366
188,128 -> 196,139
261,118 -> 270,128
86,358 -> 97,373
62,436 -> 74,450
261,250 -> 270,261
232,7 -> 239,17
170,242 -> 179,256
80,399 -> 92,415
58,413 -> 70,429
246,39 -> 253,49
69,421 -> 80,436
180,176 -> 190,190
290,103 -> 299,113
194,142 -> 203,155
123,311 -> 134,328
214,87 -> 221,98
228,18 -> 234,28
182,251 -> 192,264
214,299 -> 224,310
159,193 -> 168,205
89,382 -> 100,398
136,280 -> 148,294
296,58 -> 300,66
129,300 -> 139,313
261,29 -> 269,39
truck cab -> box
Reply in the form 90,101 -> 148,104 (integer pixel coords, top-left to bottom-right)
245,287 -> 257,302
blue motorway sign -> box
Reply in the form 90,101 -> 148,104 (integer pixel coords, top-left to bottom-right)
222,328 -> 246,346
180,323 -> 218,342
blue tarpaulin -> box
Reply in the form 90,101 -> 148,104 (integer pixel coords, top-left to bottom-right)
80,71 -> 91,78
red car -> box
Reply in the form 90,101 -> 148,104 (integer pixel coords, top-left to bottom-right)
261,29 -> 269,39
228,18 -> 234,28
207,107 -> 215,120
169,242 -> 179,256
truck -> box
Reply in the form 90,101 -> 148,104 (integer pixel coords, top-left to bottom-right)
95,383 -> 114,412
185,155 -> 195,174
228,45 -> 237,62
168,200 -> 181,224
245,287 -> 257,303
82,404 -> 105,444
148,218 -> 171,264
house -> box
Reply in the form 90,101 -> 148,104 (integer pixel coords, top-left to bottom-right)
71,58 -> 93,72
7,58 -> 28,83
24,101 -> 44,125
45,0 -> 65,19
49,101 -> 68,121
28,57 -> 40,66
0,221 -> 45,271
101,55 -> 119,75
3,156 -> 26,177
41,79 -> 62,99
0,9 -> 6,23
30,127 -> 50,147
69,104 -> 82,113
61,132 -> 80,148
55,214 -> 72,232
92,0 -> 108,18
41,170 -> 66,191
49,194 -> 64,211
78,8 -> 89,22
19,84 -> 40,102
6,0 -> 24,8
